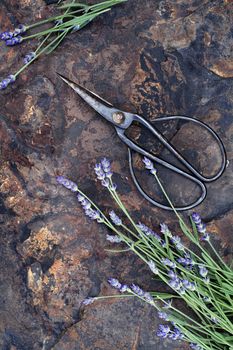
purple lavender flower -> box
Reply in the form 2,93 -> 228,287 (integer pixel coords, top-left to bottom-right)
168,269 -> 177,279
119,284 -> 128,293
94,159 -> 116,189
160,223 -> 172,237
71,24 -> 81,33
168,327 -> 184,340
82,297 -> 95,305
161,258 -> 176,269
143,157 -> 157,175
56,176 -> 78,192
177,256 -> 195,268
169,277 -> 181,290
171,235 -> 184,251
6,35 -> 23,46
143,292 -> 154,303
192,212 -> 210,241
182,279 -> 195,291
137,222 -> 162,243
109,210 -> 122,226
106,234 -> 122,243
191,212 -> 202,224
158,311 -> 169,321
94,163 -> 105,180
0,31 -> 14,40
148,260 -> 159,274
77,194 -> 103,223
101,178 -> 110,187
108,278 -> 122,290
156,324 -> 170,338
13,24 -> 27,36
0,74 -> 16,90
200,232 -> 210,241
130,283 -> 144,296
199,265 -> 208,278
23,51 -> 36,64
190,343 -> 203,350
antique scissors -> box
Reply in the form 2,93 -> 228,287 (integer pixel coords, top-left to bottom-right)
58,73 -> 227,211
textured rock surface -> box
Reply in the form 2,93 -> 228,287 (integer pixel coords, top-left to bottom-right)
0,0 -> 233,349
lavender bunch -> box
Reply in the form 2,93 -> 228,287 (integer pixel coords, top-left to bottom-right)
0,0 -> 127,90
57,157 -> 233,350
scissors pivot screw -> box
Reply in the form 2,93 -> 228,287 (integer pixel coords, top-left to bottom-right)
112,111 -> 125,124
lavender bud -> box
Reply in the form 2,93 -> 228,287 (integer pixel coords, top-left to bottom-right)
109,210 -> 122,226
156,324 -> 170,338
148,260 -> 159,274
101,178 -> 110,187
23,51 -> 36,64
130,283 -> 144,296
0,31 -> 14,40
82,297 -> 95,305
191,212 -> 202,224
199,265 -> 208,278
108,278 -> 121,290
160,223 -> 172,237
169,327 -> 184,340
171,235 -> 184,251
119,284 -> 128,293
56,176 -> 78,192
142,157 -> 157,175
200,232 -> 210,241
17,24 -> 27,33
71,24 -> 81,32
106,234 -> 122,243
190,344 -> 203,350
161,258 -> 176,269
6,35 -> 23,46
101,158 -> 111,173
158,311 -> 169,321
144,292 -> 154,303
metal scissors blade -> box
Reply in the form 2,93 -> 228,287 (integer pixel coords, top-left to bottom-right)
58,73 -> 227,211
57,73 -> 133,130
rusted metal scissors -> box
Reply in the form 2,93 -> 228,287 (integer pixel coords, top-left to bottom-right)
58,73 -> 227,211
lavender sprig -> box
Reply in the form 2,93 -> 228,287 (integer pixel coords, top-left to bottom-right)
109,210 -> 122,226
95,158 -> 117,190
142,157 -> 157,175
191,213 -> 210,241
0,75 -> 16,90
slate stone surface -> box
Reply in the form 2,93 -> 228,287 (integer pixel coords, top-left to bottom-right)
0,0 -> 232,349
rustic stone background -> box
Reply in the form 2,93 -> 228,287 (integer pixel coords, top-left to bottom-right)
0,0 -> 233,349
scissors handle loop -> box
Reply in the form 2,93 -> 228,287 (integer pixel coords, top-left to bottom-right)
116,114 -> 227,211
